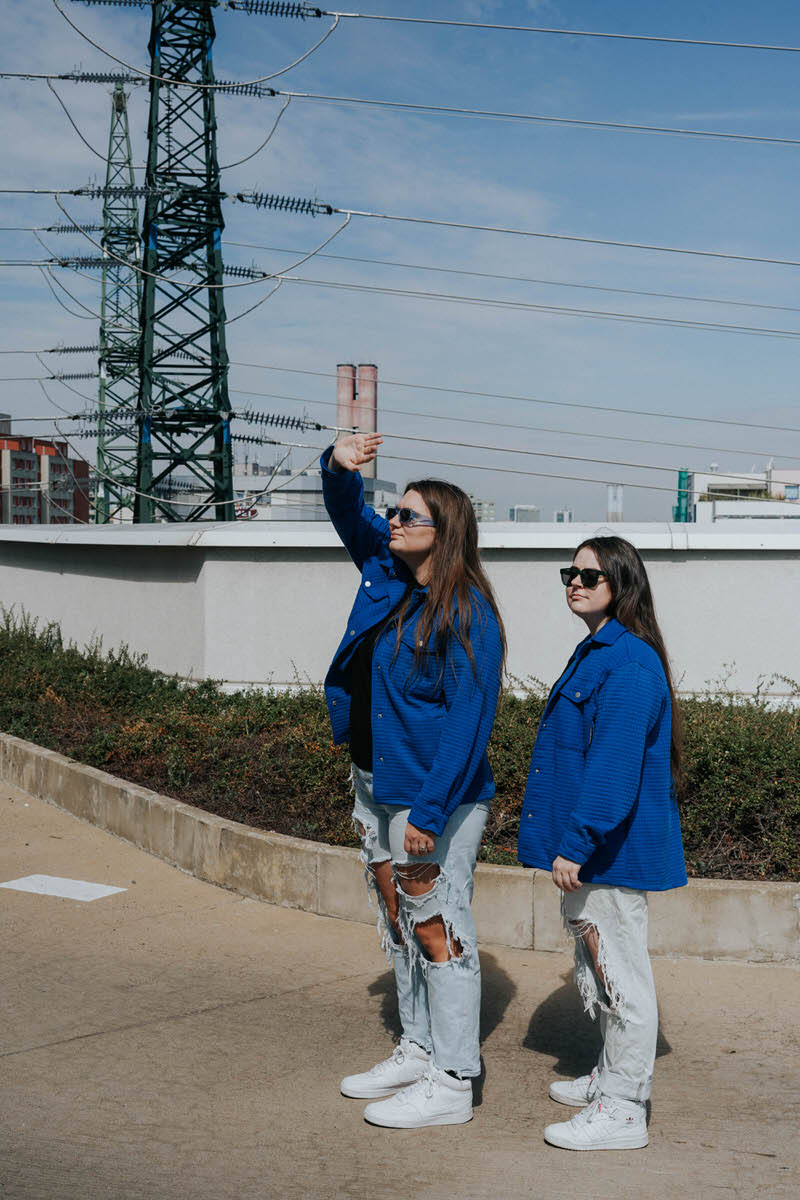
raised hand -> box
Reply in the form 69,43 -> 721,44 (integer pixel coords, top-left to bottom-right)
330,431 -> 383,473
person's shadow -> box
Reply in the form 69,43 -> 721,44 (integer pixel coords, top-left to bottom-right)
523,969 -> 672,1124
367,951 -> 516,1107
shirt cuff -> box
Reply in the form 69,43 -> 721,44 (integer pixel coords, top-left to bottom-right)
408,802 -> 447,838
556,827 -> 595,866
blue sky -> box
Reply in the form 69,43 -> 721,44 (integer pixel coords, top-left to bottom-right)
2,0 -> 800,519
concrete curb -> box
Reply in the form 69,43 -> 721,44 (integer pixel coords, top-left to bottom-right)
1,732 -> 798,963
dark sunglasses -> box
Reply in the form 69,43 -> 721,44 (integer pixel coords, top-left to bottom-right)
560,566 -> 608,589
386,506 -> 436,528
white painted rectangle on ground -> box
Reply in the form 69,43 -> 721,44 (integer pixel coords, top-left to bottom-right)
0,875 -> 127,902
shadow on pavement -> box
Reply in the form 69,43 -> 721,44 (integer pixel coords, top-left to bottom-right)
523,969 -> 672,1081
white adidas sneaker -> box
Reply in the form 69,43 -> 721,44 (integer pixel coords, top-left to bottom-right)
363,1067 -> 473,1128
340,1039 -> 430,1099
544,1096 -> 648,1151
548,1067 -> 599,1107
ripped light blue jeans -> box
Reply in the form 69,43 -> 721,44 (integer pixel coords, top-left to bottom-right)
351,764 -> 489,1078
563,883 -> 658,1104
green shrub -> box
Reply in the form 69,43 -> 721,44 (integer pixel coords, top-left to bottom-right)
0,609 -> 797,881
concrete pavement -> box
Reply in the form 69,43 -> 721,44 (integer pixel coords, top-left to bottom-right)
1,785 -> 798,1200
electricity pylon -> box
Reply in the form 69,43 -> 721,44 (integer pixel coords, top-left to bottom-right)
134,0 -> 235,521
73,0 -> 236,521
96,83 -> 141,523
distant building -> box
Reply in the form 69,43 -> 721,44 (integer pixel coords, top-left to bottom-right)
0,429 -> 90,525
553,508 -> 574,524
687,467 -> 800,522
509,504 -> 540,522
468,495 -> 496,522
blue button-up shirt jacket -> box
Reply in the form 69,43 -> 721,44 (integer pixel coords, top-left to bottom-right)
517,618 -> 686,891
321,448 -> 503,837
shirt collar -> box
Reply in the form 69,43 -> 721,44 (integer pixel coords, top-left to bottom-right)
588,617 -> 626,646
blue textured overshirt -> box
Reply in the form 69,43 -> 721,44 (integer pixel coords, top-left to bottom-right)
321,448 -> 503,837
517,618 -> 686,891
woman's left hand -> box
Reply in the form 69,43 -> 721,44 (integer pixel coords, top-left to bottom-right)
404,822 -> 436,856
552,855 -> 582,892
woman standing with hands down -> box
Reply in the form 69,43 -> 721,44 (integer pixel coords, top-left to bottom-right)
322,431 -> 505,1129
518,537 -> 686,1152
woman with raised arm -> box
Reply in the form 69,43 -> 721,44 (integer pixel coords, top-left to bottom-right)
518,536 -> 686,1152
322,431 -> 505,1129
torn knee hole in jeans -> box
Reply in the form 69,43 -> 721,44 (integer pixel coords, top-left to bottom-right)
395,866 -> 471,967
566,917 -> 629,1023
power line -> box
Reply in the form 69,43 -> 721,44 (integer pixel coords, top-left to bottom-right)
316,10 -> 800,54
7,184 -> 800,271
236,190 -> 800,270
15,251 -> 800,340
374,450 -> 790,502
226,386 -> 800,466
270,86 -> 800,148
227,361 -> 800,437
276,273 -> 800,341
11,70 -> 800,149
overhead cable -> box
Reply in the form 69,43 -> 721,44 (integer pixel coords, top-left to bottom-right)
234,191 -> 800,270
223,240 -> 800,318
227,361 -> 800,436
226,386 -> 800,466
311,11 -> 800,54
269,87 -> 800,148
277,273 -> 800,341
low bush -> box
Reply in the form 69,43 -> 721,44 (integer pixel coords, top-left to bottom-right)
0,610 -> 797,881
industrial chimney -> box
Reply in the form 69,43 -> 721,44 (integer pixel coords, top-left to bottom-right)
356,364 -> 378,479
336,363 -> 356,430
606,483 -> 623,523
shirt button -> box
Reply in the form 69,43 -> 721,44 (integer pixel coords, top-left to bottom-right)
365,580 -> 371,587
350,630 -> 355,636
377,665 -> 381,671
377,713 -> 382,718
575,691 -> 581,698
379,756 -> 384,762
527,813 -> 532,818
535,768 -> 539,773
332,701 -> 336,706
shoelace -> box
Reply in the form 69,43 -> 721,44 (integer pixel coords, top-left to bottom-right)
368,1045 -> 407,1075
401,1068 -> 438,1101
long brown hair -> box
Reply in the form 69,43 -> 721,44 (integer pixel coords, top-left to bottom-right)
393,479 -> 506,683
575,536 -> 683,791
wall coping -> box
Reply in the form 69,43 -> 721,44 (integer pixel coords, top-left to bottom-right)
2,520 -> 800,552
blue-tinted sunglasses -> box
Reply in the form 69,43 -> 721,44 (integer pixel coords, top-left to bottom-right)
386,506 -> 436,528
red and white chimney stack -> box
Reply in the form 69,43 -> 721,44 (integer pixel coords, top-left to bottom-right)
336,362 -> 378,479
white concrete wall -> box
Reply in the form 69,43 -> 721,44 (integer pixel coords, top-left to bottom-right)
0,520 -> 798,698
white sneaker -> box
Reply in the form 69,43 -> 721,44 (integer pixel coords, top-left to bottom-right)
363,1067 -> 473,1128
544,1097 -> 648,1151
340,1040 -> 430,1099
548,1067 -> 599,1107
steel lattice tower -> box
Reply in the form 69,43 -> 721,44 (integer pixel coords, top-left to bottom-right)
96,83 -> 141,523
133,0 -> 235,521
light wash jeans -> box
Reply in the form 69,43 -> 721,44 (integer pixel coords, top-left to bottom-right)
351,764 -> 489,1078
563,882 -> 658,1104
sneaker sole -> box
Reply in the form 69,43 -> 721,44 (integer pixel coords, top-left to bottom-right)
548,1090 -> 592,1107
544,1130 -> 649,1151
364,1109 -> 473,1129
340,1083 -> 418,1099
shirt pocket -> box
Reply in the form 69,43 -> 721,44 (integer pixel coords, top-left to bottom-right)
359,570 -> 389,603
393,623 -> 444,701
554,680 -> 597,753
